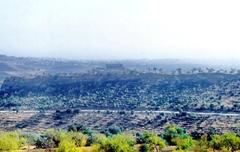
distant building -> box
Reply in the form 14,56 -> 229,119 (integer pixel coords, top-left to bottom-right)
105,63 -> 124,70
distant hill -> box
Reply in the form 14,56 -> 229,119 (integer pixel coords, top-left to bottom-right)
1,54 -> 240,112
0,62 -> 16,71
0,54 -> 237,84
0,54 -> 100,83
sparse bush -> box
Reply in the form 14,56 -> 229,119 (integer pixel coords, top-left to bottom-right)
65,109 -> 72,114
103,125 -> 123,137
68,124 -> 92,135
73,109 -> 80,114
36,129 -> 62,149
22,132 -> 40,146
36,136 -> 56,149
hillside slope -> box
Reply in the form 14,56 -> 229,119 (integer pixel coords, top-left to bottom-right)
1,73 -> 240,112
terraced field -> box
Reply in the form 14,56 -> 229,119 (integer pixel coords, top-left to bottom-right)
0,110 -> 240,135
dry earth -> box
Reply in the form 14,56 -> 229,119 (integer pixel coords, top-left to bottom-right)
0,110 -> 239,134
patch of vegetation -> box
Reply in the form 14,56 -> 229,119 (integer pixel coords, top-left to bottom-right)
0,131 -> 26,151
139,131 -> 166,152
1,124 -> 240,152
94,133 -> 137,152
1,73 -> 240,113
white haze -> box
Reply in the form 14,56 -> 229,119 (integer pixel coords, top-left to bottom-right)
1,0 -> 240,60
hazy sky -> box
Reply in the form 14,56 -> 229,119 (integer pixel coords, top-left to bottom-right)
1,0 -> 240,59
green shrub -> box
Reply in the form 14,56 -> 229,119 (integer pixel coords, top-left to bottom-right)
69,132 -> 87,147
36,129 -> 62,149
0,131 -> 26,151
162,124 -> 186,145
220,133 -> 240,151
36,129 -> 87,149
210,133 -> 240,151
36,136 -> 56,149
174,134 -> 193,150
57,137 -> 79,152
140,131 -> 166,152
68,124 -> 92,135
209,134 -> 222,151
95,133 -> 137,152
193,134 -> 209,152
103,125 -> 123,137
53,130 -> 87,152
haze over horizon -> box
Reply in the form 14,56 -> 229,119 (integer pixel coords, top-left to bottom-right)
1,0 -> 240,60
